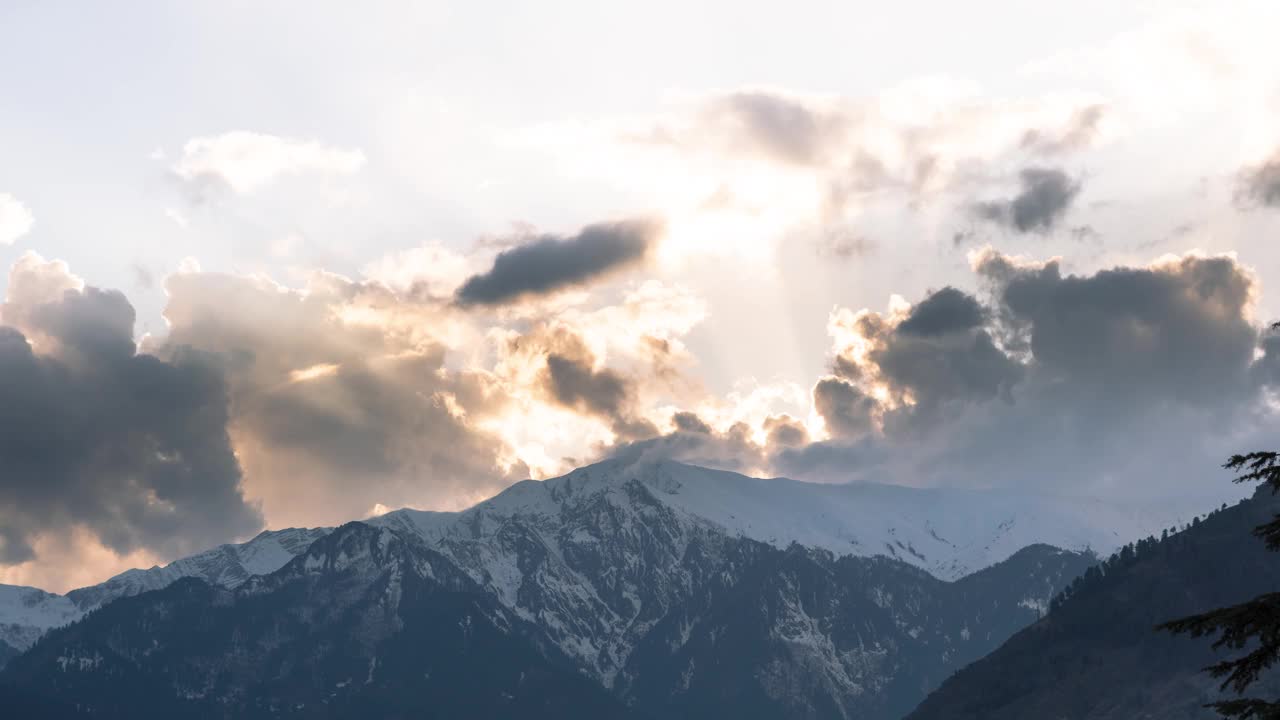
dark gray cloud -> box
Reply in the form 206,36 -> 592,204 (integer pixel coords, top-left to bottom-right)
973,167 -> 1082,233
0,265 -> 262,565
830,287 -> 1023,422
897,286 -> 986,336
873,327 -> 1023,416
455,219 -> 661,306
812,377 -> 877,439
546,353 -> 631,420
536,331 -> 659,442
672,411 -> 713,434
980,252 -> 1258,404
777,250 -> 1280,493
1236,150 -> 1280,208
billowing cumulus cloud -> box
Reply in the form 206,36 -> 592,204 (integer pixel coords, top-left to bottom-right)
139,249 -> 710,528
974,249 -> 1258,403
156,268 -> 528,528
896,286 -> 986,336
0,253 -> 262,565
455,219 -> 661,306
826,286 -> 1023,423
812,377 -> 877,439
8,236 -> 1279,587
973,167 -> 1082,233
776,248 -> 1279,494
171,131 -> 366,199
0,193 -> 34,246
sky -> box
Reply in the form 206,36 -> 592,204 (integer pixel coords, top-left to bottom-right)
2,1 -> 1280,592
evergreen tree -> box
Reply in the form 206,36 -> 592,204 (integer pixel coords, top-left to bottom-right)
1159,450 -> 1280,719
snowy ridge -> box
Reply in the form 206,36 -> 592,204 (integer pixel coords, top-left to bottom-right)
0,527 -> 329,652
363,458 -> 1195,686
0,585 -> 81,653
67,526 -> 331,609
377,458 -> 1195,582
612,461 -> 1193,579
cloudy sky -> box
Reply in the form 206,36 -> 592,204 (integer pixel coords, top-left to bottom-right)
3,1 -> 1280,592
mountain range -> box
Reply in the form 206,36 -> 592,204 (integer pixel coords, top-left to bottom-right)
0,459 -> 1212,717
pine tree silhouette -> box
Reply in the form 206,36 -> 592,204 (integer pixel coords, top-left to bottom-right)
1160,321 -> 1280,718
1159,449 -> 1280,719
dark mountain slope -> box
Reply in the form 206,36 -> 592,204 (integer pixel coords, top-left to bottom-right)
908,489 -> 1280,720
1,523 -> 635,719
619,543 -> 1092,720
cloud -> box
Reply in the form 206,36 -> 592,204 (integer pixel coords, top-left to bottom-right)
362,242 -> 476,299
974,248 -> 1258,403
608,422 -> 767,476
171,131 -> 366,197
545,353 -> 623,412
0,193 -> 34,246
973,167 -> 1082,233
0,252 -> 262,566
763,414 -> 809,448
1236,148 -> 1280,208
455,219 -> 661,306
812,377 -> 877,439
1019,104 -> 1107,156
619,87 -> 1106,212
826,287 -> 1023,422
156,268 -> 529,528
708,91 -> 846,166
491,321 -> 663,444
778,248 -> 1279,494
671,411 -> 712,434
896,286 -> 986,336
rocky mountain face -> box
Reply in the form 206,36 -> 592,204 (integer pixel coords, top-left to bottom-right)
366,459 -> 1100,717
906,487 -> 1280,720
0,527 -> 329,661
0,460 -> 1098,719
2,523 -> 634,719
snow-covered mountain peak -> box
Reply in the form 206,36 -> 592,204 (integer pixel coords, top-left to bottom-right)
376,458 -> 1193,582
0,585 -> 81,653
0,526 -> 332,654
1,457 -> 1204,680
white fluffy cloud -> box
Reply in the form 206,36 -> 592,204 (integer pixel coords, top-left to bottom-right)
171,131 -> 366,195
0,193 -> 34,246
